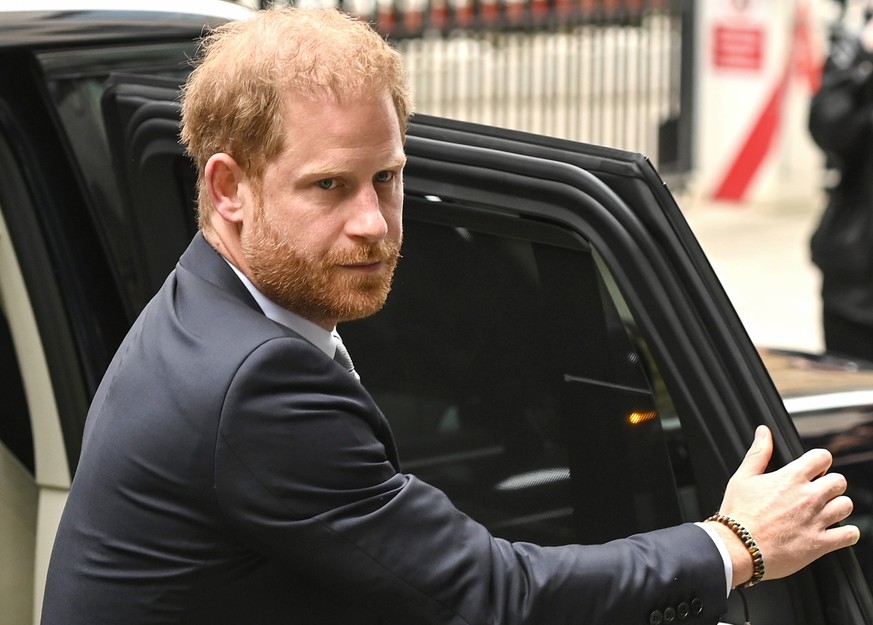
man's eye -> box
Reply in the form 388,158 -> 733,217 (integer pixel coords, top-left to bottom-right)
317,179 -> 338,190
374,171 -> 394,183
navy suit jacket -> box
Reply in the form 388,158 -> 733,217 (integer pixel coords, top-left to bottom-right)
42,232 -> 728,624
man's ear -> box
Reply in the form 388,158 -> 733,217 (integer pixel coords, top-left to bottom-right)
204,153 -> 247,224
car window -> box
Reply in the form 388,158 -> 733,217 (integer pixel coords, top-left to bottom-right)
343,199 -> 698,545
37,43 -> 198,319
343,200 -> 848,623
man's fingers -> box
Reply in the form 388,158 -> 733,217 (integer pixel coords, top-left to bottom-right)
812,471 -> 848,501
791,447 -> 834,481
733,425 -> 773,478
821,523 -> 861,552
819,494 -> 854,528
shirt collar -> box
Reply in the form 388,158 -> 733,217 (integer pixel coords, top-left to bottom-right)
225,260 -> 335,358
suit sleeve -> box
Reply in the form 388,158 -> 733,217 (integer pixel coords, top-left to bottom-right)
214,336 -> 728,625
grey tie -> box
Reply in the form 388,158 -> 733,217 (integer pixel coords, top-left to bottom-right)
333,337 -> 360,381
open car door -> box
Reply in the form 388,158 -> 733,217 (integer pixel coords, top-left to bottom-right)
102,75 -> 873,625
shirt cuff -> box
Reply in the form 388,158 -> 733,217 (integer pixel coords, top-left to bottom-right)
695,521 -> 733,596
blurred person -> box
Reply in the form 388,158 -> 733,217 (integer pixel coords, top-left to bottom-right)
41,7 -> 859,624
809,2 -> 873,362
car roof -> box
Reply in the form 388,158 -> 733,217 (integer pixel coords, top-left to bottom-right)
0,0 -> 253,49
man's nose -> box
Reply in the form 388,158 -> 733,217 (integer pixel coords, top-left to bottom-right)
346,185 -> 389,241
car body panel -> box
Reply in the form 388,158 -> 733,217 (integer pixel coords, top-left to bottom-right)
0,1 -> 251,48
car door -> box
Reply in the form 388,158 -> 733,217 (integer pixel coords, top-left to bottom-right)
102,79 -> 873,625
0,31 -> 228,625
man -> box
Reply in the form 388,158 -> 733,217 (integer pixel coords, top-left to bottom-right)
809,5 -> 873,362
42,7 -> 859,624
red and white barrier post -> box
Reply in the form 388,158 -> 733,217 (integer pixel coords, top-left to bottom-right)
693,0 -> 825,206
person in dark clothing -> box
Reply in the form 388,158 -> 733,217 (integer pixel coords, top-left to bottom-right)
809,7 -> 873,362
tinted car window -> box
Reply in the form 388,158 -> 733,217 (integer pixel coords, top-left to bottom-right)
344,201 -> 698,545
38,43 -> 198,320
343,203 -> 850,622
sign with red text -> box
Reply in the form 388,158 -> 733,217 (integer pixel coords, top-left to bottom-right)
713,23 -> 765,71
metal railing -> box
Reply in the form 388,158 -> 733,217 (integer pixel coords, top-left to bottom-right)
253,0 -> 694,175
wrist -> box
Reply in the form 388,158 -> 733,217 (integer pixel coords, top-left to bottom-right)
705,514 -> 765,588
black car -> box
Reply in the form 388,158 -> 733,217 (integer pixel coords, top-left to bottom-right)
0,3 -> 871,625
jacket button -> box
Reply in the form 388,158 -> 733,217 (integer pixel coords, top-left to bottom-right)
664,607 -> 677,623
691,598 -> 703,615
677,602 -> 690,619
649,610 -> 664,625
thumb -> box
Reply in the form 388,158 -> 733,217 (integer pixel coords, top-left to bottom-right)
733,425 -> 772,479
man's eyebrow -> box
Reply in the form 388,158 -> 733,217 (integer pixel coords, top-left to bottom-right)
304,164 -> 348,179
305,155 -> 407,179
384,155 -> 408,170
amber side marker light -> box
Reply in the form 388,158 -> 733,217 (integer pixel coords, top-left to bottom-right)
627,410 -> 657,426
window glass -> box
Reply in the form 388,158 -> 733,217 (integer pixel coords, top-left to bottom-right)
344,204 -> 702,545
37,44 -> 198,318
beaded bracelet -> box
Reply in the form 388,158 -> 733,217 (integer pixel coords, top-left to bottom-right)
706,513 -> 765,588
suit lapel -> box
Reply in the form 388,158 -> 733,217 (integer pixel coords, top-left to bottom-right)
179,231 -> 402,472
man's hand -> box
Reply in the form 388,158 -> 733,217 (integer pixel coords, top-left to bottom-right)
705,425 -> 860,587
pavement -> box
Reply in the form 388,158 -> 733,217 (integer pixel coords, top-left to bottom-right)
677,195 -> 825,355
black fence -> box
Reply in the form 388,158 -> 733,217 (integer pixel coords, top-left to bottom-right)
257,0 -> 694,177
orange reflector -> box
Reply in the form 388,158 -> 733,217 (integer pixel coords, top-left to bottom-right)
627,410 -> 657,425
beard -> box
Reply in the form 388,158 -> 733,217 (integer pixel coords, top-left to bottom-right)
241,207 -> 401,325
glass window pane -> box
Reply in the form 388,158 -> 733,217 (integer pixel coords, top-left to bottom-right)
344,210 -> 698,545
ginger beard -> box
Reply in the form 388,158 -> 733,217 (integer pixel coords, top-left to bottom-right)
241,200 -> 401,324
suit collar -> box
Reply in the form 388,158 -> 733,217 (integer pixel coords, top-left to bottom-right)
178,231 -> 262,315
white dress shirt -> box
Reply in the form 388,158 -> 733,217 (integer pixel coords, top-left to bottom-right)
225,261 -> 340,359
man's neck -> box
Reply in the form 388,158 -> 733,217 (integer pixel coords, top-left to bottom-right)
223,259 -> 335,357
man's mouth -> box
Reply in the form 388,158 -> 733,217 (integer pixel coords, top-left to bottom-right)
338,259 -> 384,271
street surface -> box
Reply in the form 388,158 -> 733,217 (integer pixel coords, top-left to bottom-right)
680,195 -> 824,354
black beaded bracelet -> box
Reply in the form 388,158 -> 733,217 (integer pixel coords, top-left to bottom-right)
706,513 -> 765,588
